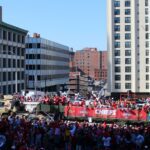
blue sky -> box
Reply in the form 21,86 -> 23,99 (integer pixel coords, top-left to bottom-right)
0,0 -> 106,50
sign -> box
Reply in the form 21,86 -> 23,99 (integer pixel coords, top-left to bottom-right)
64,106 -> 147,121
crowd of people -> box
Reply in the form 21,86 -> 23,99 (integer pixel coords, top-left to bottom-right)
13,94 -> 150,113
0,112 -> 150,150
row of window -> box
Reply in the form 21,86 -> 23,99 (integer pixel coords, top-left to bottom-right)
26,65 -> 69,70
114,17 -> 131,23
114,24 -> 149,32
114,41 -> 150,48
28,74 -> 68,81
115,33 -> 131,40
115,66 -> 149,73
115,75 -> 149,81
0,30 -> 25,43
0,72 -> 24,81
114,50 -> 149,56
114,9 -> 131,15
26,54 -> 69,62
115,0 -> 149,7
115,58 -> 149,64
1,45 -> 25,56
114,41 -> 131,48
115,50 -> 131,56
115,83 -> 150,89
0,58 -> 24,68
0,84 -> 24,95
114,8 -> 149,16
26,43 -> 69,55
114,1 -> 131,7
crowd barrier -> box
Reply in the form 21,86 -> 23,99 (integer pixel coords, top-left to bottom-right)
64,106 -> 148,121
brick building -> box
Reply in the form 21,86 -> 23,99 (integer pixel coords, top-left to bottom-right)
73,48 -> 100,80
73,48 -> 107,81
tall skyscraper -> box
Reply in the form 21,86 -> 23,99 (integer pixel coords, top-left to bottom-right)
107,0 -> 150,96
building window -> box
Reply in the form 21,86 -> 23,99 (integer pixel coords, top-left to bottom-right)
146,41 -> 150,48
125,42 -> 131,48
114,9 -> 120,15
125,25 -> 131,31
145,8 -> 149,15
115,58 -> 120,64
125,9 -> 131,15
114,25 -> 120,31
125,58 -> 131,64
146,50 -> 149,56
125,66 -> 131,72
115,75 -> 121,81
125,75 -> 131,80
8,59 -> 11,68
125,83 -> 131,89
3,72 -> 6,81
145,17 -> 149,23
13,33 -> 16,42
146,33 -> 150,39
146,75 -> 149,80
37,43 -> 41,48
17,35 -> 21,43
22,36 -> 25,43
125,50 -> 131,56
3,30 -> 7,40
8,72 -> 11,81
114,50 -> 120,56
115,66 -> 121,72
146,83 -> 149,89
114,17 -> 120,23
125,33 -> 131,39
8,32 -> 12,41
115,83 -> 121,89
3,58 -> 6,68
146,66 -> 149,72
29,43 -> 32,48
13,59 -> 16,68
125,1 -> 131,7
114,33 -> 120,40
145,25 -> 149,31
114,42 -> 120,48
146,58 -> 149,64
145,0 -> 148,6
125,17 -> 131,23
114,1 -> 120,7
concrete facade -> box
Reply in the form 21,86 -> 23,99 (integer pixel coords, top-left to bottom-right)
25,33 -> 69,92
107,0 -> 150,95
0,6 -> 28,94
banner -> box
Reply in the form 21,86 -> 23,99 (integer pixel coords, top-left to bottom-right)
64,106 -> 147,121
117,109 -> 147,121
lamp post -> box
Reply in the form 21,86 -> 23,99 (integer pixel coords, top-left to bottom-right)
1,50 -> 18,94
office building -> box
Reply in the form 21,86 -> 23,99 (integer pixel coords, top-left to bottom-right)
107,0 -> 150,96
0,6 -> 28,94
73,48 -> 100,81
25,33 -> 69,92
